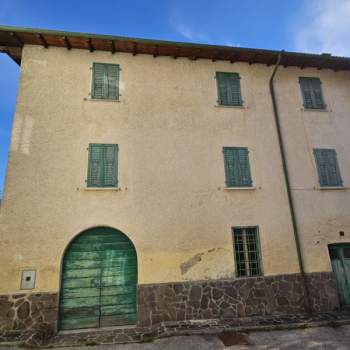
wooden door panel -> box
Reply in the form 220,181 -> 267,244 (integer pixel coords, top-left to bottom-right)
329,244 -> 350,305
59,228 -> 137,330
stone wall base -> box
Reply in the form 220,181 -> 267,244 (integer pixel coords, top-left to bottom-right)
0,292 -> 58,344
137,272 -> 340,327
0,272 -> 340,345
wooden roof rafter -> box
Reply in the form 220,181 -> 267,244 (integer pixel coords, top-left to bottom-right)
63,36 -> 71,50
9,31 -> 23,46
0,25 -> 350,71
110,40 -> 116,54
87,38 -> 94,52
36,33 -> 48,48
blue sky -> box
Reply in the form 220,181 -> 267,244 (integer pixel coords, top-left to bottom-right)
1,0 -> 349,196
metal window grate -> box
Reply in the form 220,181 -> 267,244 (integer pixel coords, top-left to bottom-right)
233,227 -> 262,277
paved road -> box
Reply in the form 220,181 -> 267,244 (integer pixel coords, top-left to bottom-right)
1,325 -> 350,349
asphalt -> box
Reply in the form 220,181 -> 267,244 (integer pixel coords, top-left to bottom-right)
1,325 -> 350,349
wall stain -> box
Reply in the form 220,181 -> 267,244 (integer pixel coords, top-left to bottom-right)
180,248 -> 223,275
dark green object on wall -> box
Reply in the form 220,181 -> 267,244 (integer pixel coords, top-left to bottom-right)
223,147 -> 252,187
59,227 -> 137,330
313,148 -> 342,187
92,63 -> 120,100
299,77 -> 325,109
329,244 -> 350,305
216,72 -> 242,106
87,144 -> 118,188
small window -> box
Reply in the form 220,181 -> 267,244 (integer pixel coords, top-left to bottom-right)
216,72 -> 243,106
232,227 -> 262,277
92,63 -> 120,100
223,147 -> 252,187
313,149 -> 342,187
299,77 -> 325,109
87,144 -> 118,187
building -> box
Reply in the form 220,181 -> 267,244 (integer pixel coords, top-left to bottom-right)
0,25 -> 350,342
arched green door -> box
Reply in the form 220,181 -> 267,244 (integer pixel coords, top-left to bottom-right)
59,227 -> 137,330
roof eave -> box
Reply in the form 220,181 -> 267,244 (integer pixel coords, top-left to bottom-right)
0,25 -> 350,71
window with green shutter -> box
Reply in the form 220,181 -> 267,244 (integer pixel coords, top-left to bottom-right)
87,144 -> 118,187
232,227 -> 262,277
223,147 -> 252,187
216,72 -> 243,106
299,77 -> 325,109
313,148 -> 343,187
92,63 -> 120,100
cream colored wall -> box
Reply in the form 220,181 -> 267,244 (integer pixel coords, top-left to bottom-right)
274,68 -> 350,272
2,44 -> 340,294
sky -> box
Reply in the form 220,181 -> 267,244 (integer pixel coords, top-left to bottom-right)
1,0 -> 350,196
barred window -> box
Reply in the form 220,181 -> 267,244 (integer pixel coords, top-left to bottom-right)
232,227 -> 262,277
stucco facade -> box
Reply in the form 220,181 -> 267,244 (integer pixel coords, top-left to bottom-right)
0,37 -> 349,340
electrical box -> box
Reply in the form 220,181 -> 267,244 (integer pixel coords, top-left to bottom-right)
20,270 -> 36,290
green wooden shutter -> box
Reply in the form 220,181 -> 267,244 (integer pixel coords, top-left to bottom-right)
92,63 -> 120,100
87,144 -> 104,187
216,72 -> 242,106
103,144 -> 118,187
310,78 -> 324,109
314,149 -> 342,187
299,77 -> 325,109
105,64 -> 119,100
87,144 -> 118,187
223,147 -> 252,187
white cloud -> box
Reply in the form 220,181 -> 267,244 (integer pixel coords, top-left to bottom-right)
169,7 -> 240,47
169,9 -> 210,43
294,0 -> 350,56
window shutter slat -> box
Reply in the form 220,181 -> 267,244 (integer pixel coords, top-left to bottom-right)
103,144 -> 118,186
229,78 -> 242,106
216,72 -> 242,106
310,78 -> 324,109
92,63 -> 106,99
87,144 -> 104,187
106,65 -> 120,100
237,148 -> 252,186
223,147 -> 252,187
314,149 -> 342,187
216,72 -> 229,105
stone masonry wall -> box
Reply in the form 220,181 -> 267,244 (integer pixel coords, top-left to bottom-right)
0,292 -> 58,342
137,272 -> 339,327
0,272 -> 339,344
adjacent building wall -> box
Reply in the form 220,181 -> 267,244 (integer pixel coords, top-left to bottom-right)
274,68 -> 350,272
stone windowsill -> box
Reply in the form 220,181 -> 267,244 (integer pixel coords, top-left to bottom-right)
224,186 -> 256,190
316,186 -> 347,190
301,107 -> 329,112
215,104 -> 245,109
82,187 -> 120,191
84,97 -> 121,103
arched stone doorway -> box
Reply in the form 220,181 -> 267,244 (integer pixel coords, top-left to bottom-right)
59,227 -> 137,330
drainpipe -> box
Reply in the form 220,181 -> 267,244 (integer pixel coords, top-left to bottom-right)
269,51 -> 311,312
